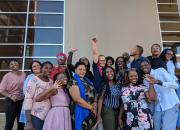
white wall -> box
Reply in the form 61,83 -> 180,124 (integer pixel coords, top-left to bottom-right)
64,0 -> 161,62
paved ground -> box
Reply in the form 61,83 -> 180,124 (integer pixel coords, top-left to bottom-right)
0,114 -> 17,130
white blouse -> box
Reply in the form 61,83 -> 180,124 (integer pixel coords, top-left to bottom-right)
166,60 -> 180,81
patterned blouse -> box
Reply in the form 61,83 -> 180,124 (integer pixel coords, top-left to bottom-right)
24,76 -> 53,120
121,84 -> 153,130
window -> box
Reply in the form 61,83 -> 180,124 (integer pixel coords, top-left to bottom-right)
0,0 -> 65,80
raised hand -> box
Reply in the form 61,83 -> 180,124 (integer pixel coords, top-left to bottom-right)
92,37 -> 97,43
144,74 -> 155,85
53,80 -> 62,89
70,48 -> 78,53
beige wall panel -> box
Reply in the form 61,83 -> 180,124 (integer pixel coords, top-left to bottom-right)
64,0 -> 161,63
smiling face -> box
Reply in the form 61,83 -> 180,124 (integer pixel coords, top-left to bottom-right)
41,63 -> 53,77
9,61 -> 19,71
117,57 -> 125,69
57,56 -> 66,65
98,55 -> 106,68
140,61 -> 151,74
31,62 -> 41,74
75,64 -> 86,79
128,70 -> 138,85
151,44 -> 161,57
105,67 -> 114,81
56,73 -> 68,86
107,59 -> 113,67
165,50 -> 173,61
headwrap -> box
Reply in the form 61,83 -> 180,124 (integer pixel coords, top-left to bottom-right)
56,52 -> 67,61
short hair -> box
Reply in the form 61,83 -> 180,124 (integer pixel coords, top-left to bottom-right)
136,45 -> 143,56
9,59 -> 19,66
74,61 -> 86,70
151,44 -> 162,51
98,54 -> 105,59
139,58 -> 150,66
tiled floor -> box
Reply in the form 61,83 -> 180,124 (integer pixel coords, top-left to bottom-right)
0,114 -> 17,130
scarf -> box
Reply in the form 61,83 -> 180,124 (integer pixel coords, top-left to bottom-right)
73,73 -> 93,130
97,63 -> 102,77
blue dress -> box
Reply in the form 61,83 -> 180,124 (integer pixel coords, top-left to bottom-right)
19,74 -> 34,123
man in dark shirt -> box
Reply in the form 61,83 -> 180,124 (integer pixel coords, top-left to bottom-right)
130,45 -> 147,71
147,44 -> 167,70
130,45 -> 147,84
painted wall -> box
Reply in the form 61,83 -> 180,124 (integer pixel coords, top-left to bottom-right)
64,0 -> 161,63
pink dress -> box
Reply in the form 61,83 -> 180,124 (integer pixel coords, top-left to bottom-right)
43,88 -> 72,130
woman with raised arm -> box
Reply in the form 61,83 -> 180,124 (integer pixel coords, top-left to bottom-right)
91,38 -> 106,92
67,48 -> 94,83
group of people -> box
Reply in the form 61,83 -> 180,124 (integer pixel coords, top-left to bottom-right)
0,37 -> 180,130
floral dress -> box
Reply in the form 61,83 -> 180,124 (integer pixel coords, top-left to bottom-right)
121,84 -> 153,130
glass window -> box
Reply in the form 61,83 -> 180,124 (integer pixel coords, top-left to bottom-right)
28,14 -> 63,27
0,58 -> 23,70
30,1 -> 64,13
158,4 -> 178,12
0,14 -> 27,26
157,0 -> 177,3
161,23 -> 180,31
159,14 -> 180,21
0,1 -> 28,12
0,28 -> 25,43
24,58 -> 57,69
26,45 -> 63,57
162,32 -> 180,41
0,45 -> 24,57
27,28 -> 63,43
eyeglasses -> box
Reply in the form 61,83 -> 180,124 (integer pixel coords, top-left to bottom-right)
166,53 -> 173,56
56,55 -> 65,60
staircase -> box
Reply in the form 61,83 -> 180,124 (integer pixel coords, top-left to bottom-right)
156,0 -> 180,53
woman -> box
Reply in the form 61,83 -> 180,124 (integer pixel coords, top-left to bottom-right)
119,69 -> 156,130
106,56 -> 114,67
122,52 -> 131,69
91,37 -> 106,92
115,56 -> 128,86
160,49 -> 180,130
68,62 -> 97,130
0,60 -> 26,130
19,60 -> 42,124
95,66 -> 122,130
24,61 -> 54,130
34,73 -> 71,130
67,48 -> 94,83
